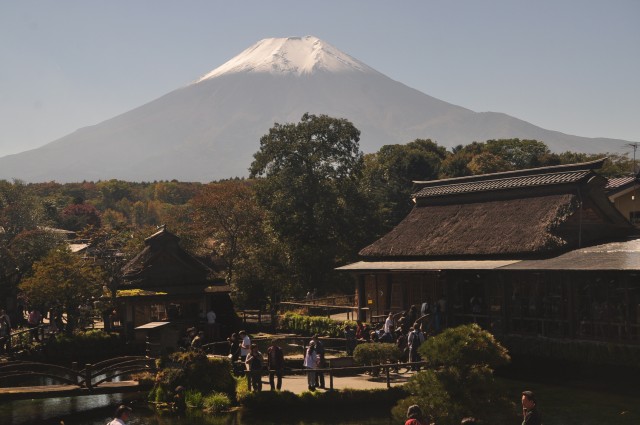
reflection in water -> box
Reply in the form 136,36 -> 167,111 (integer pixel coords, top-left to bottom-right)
3,393 -> 125,425
2,396 -> 394,425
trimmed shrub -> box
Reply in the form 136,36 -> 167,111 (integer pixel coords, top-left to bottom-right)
353,343 -> 401,366
278,312 -> 356,337
395,324 -> 515,425
420,323 -> 510,370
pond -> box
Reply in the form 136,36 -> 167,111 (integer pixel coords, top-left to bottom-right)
1,394 -> 396,425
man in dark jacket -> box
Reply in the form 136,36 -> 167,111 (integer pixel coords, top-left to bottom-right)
521,390 -> 542,425
267,340 -> 285,390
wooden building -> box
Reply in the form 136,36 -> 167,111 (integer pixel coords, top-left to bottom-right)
118,226 -> 237,340
606,174 -> 640,227
339,159 -> 640,346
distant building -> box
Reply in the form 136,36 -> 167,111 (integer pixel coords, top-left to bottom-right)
339,159 -> 640,360
606,174 -> 640,227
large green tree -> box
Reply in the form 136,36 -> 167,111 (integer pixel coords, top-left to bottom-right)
249,113 -> 370,294
362,139 -> 447,231
0,180 -> 63,315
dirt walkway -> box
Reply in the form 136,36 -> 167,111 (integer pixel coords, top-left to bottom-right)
247,369 -> 415,394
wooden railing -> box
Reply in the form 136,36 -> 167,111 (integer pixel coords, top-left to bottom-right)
1,324 -> 51,354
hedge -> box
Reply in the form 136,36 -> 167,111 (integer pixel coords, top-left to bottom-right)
239,387 -> 408,414
278,312 -> 356,337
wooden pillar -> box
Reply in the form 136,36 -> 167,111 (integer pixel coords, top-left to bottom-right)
357,274 -> 367,322
567,272 -> 576,339
85,364 -> 92,389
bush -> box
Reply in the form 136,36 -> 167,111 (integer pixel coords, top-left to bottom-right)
185,389 -> 204,408
41,329 -> 133,364
395,324 -> 514,425
150,351 -> 236,404
278,312 -> 356,337
420,323 -> 510,370
353,343 -> 401,366
203,392 -> 232,413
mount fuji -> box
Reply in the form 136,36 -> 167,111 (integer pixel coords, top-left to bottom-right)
0,36 -> 630,183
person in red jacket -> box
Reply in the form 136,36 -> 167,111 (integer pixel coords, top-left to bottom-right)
405,404 -> 429,425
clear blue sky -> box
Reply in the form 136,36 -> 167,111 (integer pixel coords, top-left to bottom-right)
1,0 -> 638,158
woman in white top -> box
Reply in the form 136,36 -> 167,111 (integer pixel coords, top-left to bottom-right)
303,342 -> 319,391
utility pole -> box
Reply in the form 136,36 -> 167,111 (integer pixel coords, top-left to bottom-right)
626,142 -> 639,175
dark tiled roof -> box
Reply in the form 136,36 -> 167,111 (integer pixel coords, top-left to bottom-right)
605,176 -> 636,190
413,158 -> 606,199
414,170 -> 591,199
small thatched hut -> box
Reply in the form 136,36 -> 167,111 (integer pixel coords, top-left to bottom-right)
339,159 -> 640,350
118,226 -> 237,341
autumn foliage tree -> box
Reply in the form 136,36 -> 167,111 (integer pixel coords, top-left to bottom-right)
60,202 -> 101,231
191,180 -> 264,283
19,247 -> 106,333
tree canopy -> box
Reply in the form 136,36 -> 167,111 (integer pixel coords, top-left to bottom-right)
249,113 -> 370,293
19,247 -> 106,333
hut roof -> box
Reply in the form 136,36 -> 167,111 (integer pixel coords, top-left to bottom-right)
360,160 -> 635,260
121,226 -> 223,289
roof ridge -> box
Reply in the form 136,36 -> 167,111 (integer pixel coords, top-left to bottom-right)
414,158 -> 606,188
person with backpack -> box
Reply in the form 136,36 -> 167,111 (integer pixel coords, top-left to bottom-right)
267,340 -> 285,390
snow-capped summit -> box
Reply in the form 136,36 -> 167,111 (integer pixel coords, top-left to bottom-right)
0,36 -> 630,183
196,36 -> 377,81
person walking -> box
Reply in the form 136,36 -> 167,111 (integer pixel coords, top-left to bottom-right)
344,324 -> 356,356
239,330 -> 251,361
267,339 -> 285,390
27,308 -> 42,342
303,341 -> 319,391
407,326 -> 424,371
521,390 -> 542,425
107,405 -> 132,425
0,312 -> 10,354
245,344 -> 263,391
312,334 -> 325,389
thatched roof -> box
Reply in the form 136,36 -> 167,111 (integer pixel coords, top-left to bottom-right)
360,194 -> 581,258
121,226 -> 223,289
360,160 -> 636,260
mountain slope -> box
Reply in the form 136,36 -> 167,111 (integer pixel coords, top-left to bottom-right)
0,36 -> 630,182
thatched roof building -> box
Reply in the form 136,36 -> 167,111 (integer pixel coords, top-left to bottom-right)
117,226 -> 236,341
360,159 -> 635,259
340,160 -> 640,363
121,225 -> 225,291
